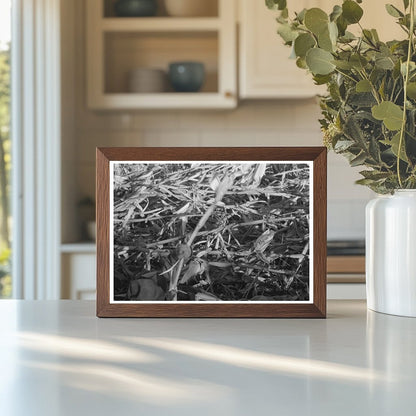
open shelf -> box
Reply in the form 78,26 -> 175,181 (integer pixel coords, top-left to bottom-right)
91,92 -> 234,109
104,31 -> 218,94
61,242 -> 96,254
87,0 -> 236,109
104,0 -> 219,18
102,17 -> 220,32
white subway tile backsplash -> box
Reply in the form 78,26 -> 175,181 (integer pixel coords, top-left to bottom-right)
132,112 -> 180,130
254,130 -> 322,146
76,131 -> 133,163
75,111 -> 134,131
178,111 -> 227,130
200,129 -> 256,146
142,130 -> 200,147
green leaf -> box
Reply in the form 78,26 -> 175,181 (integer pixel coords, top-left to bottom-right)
342,31 -> 356,41
401,61 -> 416,76
334,139 -> 355,151
363,29 -> 376,45
344,115 -> 367,147
277,23 -> 298,43
399,14 -> 411,29
372,101 -> 404,130
378,78 -> 386,99
296,8 -> 307,23
350,151 -> 368,167
313,74 -> 332,85
306,48 -> 335,75
330,5 -> 342,22
403,0 -> 410,9
369,136 -> 382,163
328,21 -> 338,45
371,29 -> 380,42
385,4 -> 403,18
407,82 -> 416,99
276,14 -> 287,24
266,0 -> 287,11
318,27 -> 334,52
383,132 -> 409,162
336,15 -> 348,36
360,170 -> 391,181
356,79 -> 372,92
304,8 -> 329,35
348,92 -> 377,107
294,33 -> 316,58
342,0 -> 364,24
296,57 -> 308,69
333,60 -> 353,70
350,54 -> 368,70
375,55 -> 395,70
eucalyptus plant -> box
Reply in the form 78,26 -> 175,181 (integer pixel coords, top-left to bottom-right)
266,0 -> 416,193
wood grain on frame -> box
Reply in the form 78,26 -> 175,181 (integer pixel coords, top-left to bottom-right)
96,147 -> 327,318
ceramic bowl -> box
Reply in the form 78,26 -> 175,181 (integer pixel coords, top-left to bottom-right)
164,0 -> 217,17
114,0 -> 158,17
168,62 -> 205,92
128,68 -> 167,93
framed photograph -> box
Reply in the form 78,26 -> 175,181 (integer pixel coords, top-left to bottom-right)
96,147 -> 327,318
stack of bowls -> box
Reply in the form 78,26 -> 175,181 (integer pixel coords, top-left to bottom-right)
128,68 -> 167,93
164,0 -> 217,17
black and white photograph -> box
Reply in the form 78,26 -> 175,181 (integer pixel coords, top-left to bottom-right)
110,161 -> 313,303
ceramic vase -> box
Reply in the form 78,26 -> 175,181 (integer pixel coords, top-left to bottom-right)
366,190 -> 416,317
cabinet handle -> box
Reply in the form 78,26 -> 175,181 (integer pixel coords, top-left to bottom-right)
224,91 -> 234,99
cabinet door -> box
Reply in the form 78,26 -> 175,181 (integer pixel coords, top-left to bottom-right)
86,0 -> 237,109
239,0 -> 326,99
238,0 -> 403,99
359,0 -> 404,41
62,253 -> 96,300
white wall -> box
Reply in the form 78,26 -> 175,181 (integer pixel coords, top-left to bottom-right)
62,0 -> 374,243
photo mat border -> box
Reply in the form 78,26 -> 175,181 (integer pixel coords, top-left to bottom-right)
109,160 -> 314,305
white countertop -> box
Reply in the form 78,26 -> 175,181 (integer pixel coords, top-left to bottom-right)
0,300 -> 415,416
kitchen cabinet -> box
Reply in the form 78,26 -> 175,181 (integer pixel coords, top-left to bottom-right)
86,0 -> 237,109
238,0 -> 404,99
61,245 -> 96,300
327,256 -> 366,299
239,0 -> 325,99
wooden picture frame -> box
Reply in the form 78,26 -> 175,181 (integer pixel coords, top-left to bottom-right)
96,147 -> 327,318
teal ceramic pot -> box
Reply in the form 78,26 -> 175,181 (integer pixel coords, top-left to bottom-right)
168,62 -> 205,92
114,0 -> 157,17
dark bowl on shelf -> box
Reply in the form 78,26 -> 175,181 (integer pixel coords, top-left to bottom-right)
168,62 -> 205,93
114,0 -> 158,17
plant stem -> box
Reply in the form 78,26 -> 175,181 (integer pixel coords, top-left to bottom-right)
334,68 -> 358,84
398,0 -> 415,188
359,69 -> 381,104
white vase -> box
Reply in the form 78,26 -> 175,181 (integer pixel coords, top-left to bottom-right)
366,190 -> 416,317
